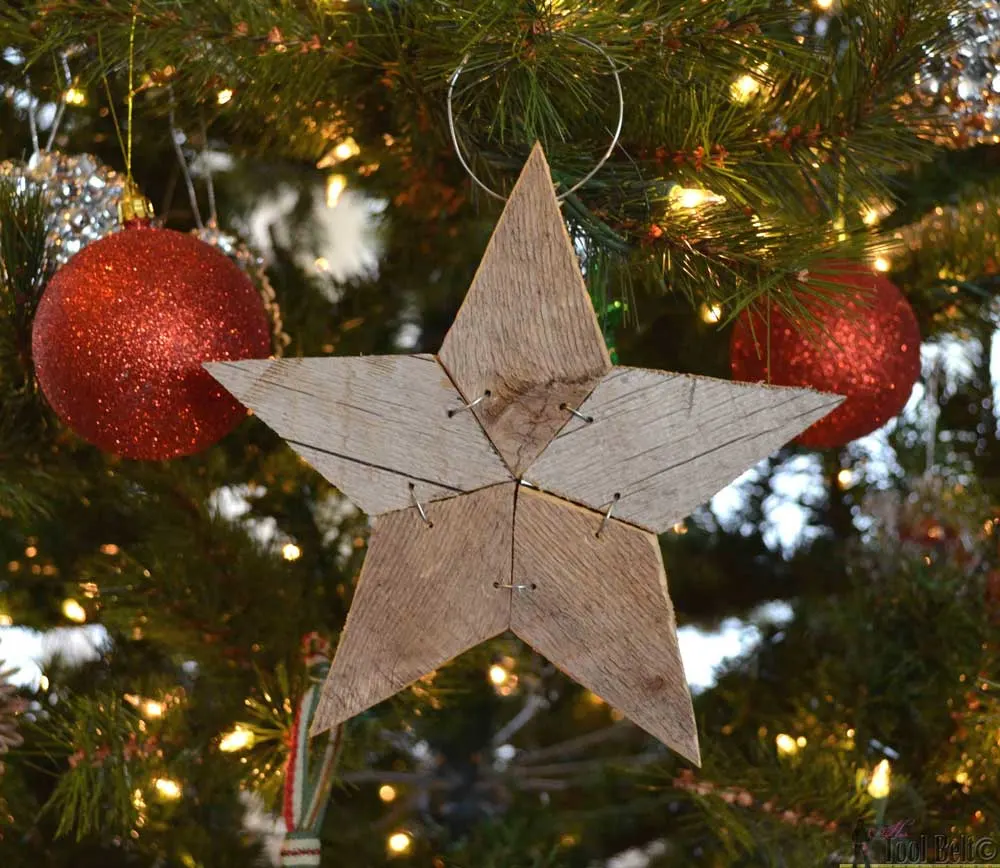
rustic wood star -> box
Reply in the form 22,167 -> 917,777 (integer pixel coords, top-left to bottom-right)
206,145 -> 841,764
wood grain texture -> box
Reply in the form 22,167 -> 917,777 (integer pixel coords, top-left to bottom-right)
311,483 -> 517,734
525,367 -> 844,534
510,488 -> 699,764
205,355 -> 512,516
438,143 -> 611,477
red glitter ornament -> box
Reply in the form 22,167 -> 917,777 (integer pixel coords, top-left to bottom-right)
729,262 -> 921,449
32,222 -> 271,459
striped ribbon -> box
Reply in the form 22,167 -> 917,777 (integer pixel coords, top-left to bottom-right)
280,633 -> 344,867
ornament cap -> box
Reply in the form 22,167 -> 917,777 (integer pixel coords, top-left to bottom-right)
118,177 -> 155,223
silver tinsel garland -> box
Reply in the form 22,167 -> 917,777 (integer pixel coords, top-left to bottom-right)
914,0 -> 1000,146
0,151 -> 124,269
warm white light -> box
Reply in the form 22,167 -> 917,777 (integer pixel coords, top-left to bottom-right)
669,186 -> 726,210
0,614 -> 12,627
775,733 -> 799,756
837,468 -> 855,489
815,0 -> 834,9
142,700 -> 164,719
379,784 -> 398,803
62,598 -> 86,623
39,674 -> 50,691
488,664 -> 509,686
217,88 -> 234,105
954,768 -> 970,786
796,735 -> 807,748
154,777 -> 182,800
334,137 -> 360,162
862,208 -> 881,226
64,87 -> 87,106
730,73 -> 761,103
326,174 -> 347,208
282,543 -> 302,561
387,831 -> 412,854
219,726 -> 255,752
873,256 -> 891,273
700,303 -> 723,324
868,759 -> 891,798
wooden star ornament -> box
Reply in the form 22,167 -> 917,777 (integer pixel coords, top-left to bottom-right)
206,145 -> 842,764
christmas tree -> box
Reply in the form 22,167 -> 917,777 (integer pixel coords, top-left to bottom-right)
1,0 -> 999,865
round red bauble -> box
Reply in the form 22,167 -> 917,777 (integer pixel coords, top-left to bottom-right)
32,223 -> 271,459
729,262 -> 920,448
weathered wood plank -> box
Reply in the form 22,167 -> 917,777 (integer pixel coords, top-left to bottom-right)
525,367 -> 843,534
510,487 -> 699,764
205,355 -> 512,515
438,144 -> 611,477
311,482 -> 517,734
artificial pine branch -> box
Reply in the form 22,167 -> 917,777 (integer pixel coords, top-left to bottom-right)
0,178 -> 47,383
0,0 -> 970,324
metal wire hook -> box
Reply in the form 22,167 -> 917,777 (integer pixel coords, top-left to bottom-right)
447,35 -> 625,202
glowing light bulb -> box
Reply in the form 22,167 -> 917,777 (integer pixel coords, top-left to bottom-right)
326,174 -> 347,208
488,664 -> 509,686
954,769 -> 970,785
62,598 -> 86,623
868,759 -> 891,798
669,186 -> 726,211
0,614 -> 12,627
216,88 -> 234,105
142,700 -> 164,719
64,87 -> 87,106
862,208 -> 881,226
815,0 -> 834,9
333,137 -> 360,162
219,726 -> 256,752
282,543 -> 302,561
154,777 -> 182,800
379,784 -> 398,803
775,733 -> 799,756
796,736 -> 807,748
873,256 -> 891,273
100,543 -> 120,555
699,302 -> 723,324
837,468 -> 855,489
730,73 -> 761,103
387,831 -> 412,854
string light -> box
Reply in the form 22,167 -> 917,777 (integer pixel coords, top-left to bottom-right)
775,733 -> 799,756
318,137 -> 362,168
730,73 -> 761,103
64,86 -> 87,106
669,186 -> 727,211
836,468 -> 856,489
216,88 -> 234,105
62,598 -> 87,623
100,543 -> 120,555
488,664 -> 509,686
154,777 -> 182,800
815,0 -> 834,9
141,700 -> 164,719
868,759 -> 891,798
699,303 -> 723,324
326,174 -> 347,208
873,256 -> 891,273
387,831 -> 412,855
219,725 -> 256,752
862,208 -> 881,226
379,784 -> 398,803
0,614 -> 12,627
281,542 -> 302,561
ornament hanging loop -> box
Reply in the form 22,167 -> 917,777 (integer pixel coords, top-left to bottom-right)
447,35 -> 624,202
